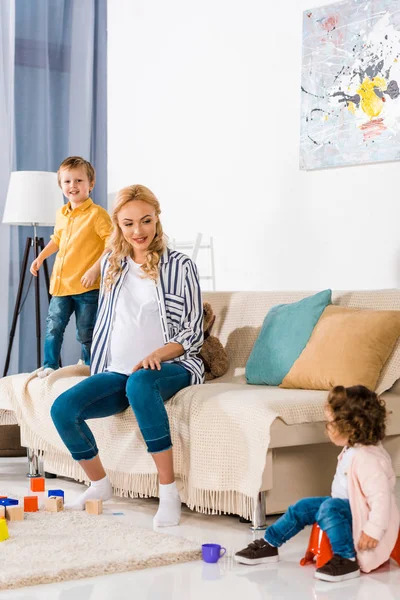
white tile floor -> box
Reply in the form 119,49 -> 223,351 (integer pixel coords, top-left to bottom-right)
1,457 -> 400,600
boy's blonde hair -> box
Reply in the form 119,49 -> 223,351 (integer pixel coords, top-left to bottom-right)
104,184 -> 166,290
57,156 -> 96,187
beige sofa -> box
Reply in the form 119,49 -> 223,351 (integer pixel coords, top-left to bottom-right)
1,289 -> 400,528
205,290 -> 400,522
0,424 -> 25,457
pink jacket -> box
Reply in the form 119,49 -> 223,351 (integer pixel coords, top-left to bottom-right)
346,443 -> 399,573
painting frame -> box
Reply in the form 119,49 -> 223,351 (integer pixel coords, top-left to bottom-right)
300,0 -> 400,170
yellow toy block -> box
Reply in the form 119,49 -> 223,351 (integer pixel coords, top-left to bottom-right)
85,499 -> 103,515
45,496 -> 64,512
6,505 -> 24,521
0,518 -> 9,542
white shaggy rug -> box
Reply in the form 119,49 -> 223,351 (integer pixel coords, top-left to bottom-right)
0,507 -> 201,590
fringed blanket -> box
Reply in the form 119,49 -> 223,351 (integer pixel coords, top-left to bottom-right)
0,366 -> 327,519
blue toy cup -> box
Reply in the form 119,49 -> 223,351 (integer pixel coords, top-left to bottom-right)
201,543 -> 227,563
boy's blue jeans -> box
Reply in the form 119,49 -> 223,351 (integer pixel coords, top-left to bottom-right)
44,290 -> 99,369
264,496 -> 356,559
51,363 -> 191,459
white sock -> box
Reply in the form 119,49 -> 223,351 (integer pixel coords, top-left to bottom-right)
153,481 -> 181,527
38,367 -> 55,379
64,475 -> 113,510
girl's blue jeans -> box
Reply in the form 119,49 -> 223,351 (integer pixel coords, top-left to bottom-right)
264,496 -> 356,559
44,290 -> 99,370
50,363 -> 191,459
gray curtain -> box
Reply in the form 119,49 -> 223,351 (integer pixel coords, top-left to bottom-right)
0,0 -> 16,376
2,0 -> 107,375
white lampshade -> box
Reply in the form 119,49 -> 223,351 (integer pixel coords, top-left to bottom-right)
2,171 -> 64,226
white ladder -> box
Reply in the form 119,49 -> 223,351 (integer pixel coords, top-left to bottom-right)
171,233 -> 216,290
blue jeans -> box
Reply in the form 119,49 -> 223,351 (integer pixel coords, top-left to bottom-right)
51,363 -> 191,459
264,496 -> 355,559
44,290 -> 99,369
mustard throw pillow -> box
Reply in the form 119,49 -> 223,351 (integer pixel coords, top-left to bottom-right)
281,305 -> 400,391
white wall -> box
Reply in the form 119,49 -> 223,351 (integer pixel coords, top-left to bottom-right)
108,0 -> 400,291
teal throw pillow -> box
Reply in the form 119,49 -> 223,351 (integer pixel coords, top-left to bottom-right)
245,289 -> 332,385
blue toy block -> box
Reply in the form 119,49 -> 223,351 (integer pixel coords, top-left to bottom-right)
0,498 -> 18,506
47,489 -> 64,500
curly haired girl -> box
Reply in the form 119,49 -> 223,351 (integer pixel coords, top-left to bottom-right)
234,385 -> 399,582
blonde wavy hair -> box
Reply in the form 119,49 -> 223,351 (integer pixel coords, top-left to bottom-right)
104,185 -> 166,290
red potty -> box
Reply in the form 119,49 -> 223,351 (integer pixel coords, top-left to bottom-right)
300,523 -> 333,569
390,530 -> 400,566
301,525 -> 400,570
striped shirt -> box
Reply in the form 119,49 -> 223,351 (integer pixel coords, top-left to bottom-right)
91,248 -> 204,385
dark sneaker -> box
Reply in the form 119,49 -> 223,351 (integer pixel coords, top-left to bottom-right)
234,538 -> 279,565
315,555 -> 360,582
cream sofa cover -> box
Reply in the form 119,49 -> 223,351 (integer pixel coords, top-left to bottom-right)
1,289 -> 400,520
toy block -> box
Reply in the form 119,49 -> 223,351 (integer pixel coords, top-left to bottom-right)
0,506 -> 5,519
6,506 -> 24,521
48,489 -> 64,501
30,477 -> 45,492
0,496 -> 7,499
0,498 -> 18,507
45,496 -> 64,512
24,496 -> 39,512
0,519 -> 9,542
85,499 -> 103,515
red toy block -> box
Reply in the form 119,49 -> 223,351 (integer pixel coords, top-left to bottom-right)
30,478 -> 45,492
24,496 -> 39,512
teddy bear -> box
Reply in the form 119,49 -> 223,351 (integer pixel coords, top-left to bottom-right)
200,301 -> 229,381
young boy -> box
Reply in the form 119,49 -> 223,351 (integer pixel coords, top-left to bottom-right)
30,156 -> 112,377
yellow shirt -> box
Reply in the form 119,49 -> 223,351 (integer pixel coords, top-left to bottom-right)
50,198 -> 112,296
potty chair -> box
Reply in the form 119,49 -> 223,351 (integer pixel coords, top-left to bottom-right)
300,523 -> 333,568
300,524 -> 400,569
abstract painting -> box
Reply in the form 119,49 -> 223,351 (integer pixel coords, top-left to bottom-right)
300,0 -> 400,170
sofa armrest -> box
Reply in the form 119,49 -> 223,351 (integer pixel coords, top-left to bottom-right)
0,424 -> 26,457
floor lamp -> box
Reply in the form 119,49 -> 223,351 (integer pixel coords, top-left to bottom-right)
2,171 -> 64,376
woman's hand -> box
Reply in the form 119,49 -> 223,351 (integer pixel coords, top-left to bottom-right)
358,531 -> 379,551
81,265 -> 99,288
30,257 -> 43,276
132,351 -> 163,373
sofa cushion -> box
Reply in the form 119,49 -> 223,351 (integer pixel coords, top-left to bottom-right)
281,305 -> 400,391
245,289 -> 332,385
